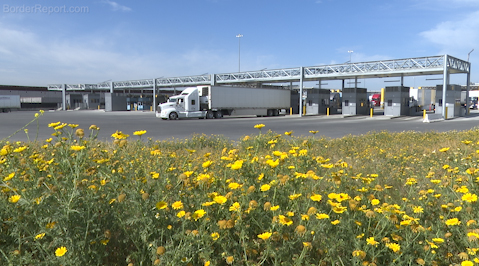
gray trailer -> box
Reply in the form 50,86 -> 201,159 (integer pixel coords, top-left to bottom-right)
0,95 -> 21,112
157,85 -> 291,119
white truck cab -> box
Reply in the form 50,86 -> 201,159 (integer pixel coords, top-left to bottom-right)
157,87 -> 206,120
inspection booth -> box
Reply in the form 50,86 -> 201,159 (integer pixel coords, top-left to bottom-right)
305,89 -> 330,115
105,93 -> 128,111
82,94 -> 101,110
342,88 -> 368,115
435,84 -> 464,119
65,94 -> 83,110
384,86 -> 410,116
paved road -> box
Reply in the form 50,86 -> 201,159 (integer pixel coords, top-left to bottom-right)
1,110 -> 479,142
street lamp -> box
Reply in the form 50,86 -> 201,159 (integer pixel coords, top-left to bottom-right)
468,49 -> 474,62
236,34 -> 243,72
348,50 -> 354,62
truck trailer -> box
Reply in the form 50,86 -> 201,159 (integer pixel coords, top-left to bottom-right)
157,85 -> 291,120
0,95 -> 21,112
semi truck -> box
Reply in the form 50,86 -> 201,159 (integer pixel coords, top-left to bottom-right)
157,85 -> 291,120
0,95 -> 21,112
370,93 -> 381,106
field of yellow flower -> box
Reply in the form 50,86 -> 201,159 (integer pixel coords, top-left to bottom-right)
3,113 -> 479,265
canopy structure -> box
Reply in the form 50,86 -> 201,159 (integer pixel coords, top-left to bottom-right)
49,54 -> 471,117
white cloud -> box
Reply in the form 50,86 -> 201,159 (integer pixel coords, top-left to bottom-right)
101,0 -> 132,12
420,10 -> 479,52
0,22 -> 243,86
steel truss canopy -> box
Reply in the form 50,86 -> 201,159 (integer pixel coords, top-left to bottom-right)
48,54 -> 470,90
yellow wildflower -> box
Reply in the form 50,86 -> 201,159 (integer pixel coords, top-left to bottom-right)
70,145 -> 86,151
462,193 -> 478,203
156,201 -> 168,210
366,237 -> 379,246
9,195 -> 21,203
35,233 -> 45,240
55,246 -> 67,257
386,242 -> 401,252
172,201 -> 183,210
192,209 -> 206,220
133,130 -> 147,136
257,232 -> 272,240
445,218 -> 461,226
310,194 -> 322,201
260,184 -> 271,192
213,196 -> 227,204
202,160 -> 213,168
288,193 -> 302,200
3,172 -> 15,181
211,232 -> 219,241
228,182 -> 242,190
316,213 -> 329,220
229,202 -> 240,212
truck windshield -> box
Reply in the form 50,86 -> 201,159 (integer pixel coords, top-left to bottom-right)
168,98 -> 177,103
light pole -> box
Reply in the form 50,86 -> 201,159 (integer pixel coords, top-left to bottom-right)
468,49 -> 474,62
236,34 -> 243,72
348,50 -> 354,62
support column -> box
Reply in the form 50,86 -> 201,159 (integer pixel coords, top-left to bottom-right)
299,67 -> 304,117
210,74 -> 217,86
400,74 -> 404,87
110,81 -> 114,94
466,62 -> 471,115
62,84 -> 66,111
442,55 -> 449,118
153,78 -> 157,113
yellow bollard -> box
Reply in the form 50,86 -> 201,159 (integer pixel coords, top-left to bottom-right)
150,106 -> 152,111
370,108 -> 373,117
445,107 -> 448,120
98,105 -> 100,110
327,107 -> 330,116
423,109 -> 426,119
290,107 -> 292,115
303,105 -> 306,115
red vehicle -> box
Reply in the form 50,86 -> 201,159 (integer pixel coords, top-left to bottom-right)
371,93 -> 381,106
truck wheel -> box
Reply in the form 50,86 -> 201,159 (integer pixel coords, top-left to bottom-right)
169,112 -> 178,120
267,109 -> 274,116
273,109 -> 279,116
206,111 -> 214,119
214,111 -> 223,119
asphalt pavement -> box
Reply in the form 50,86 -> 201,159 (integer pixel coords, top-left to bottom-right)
1,109 -> 479,142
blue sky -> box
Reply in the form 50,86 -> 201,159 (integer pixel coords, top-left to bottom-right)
0,0 -> 478,90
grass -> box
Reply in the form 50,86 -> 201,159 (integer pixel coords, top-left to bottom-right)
2,113 -> 479,265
